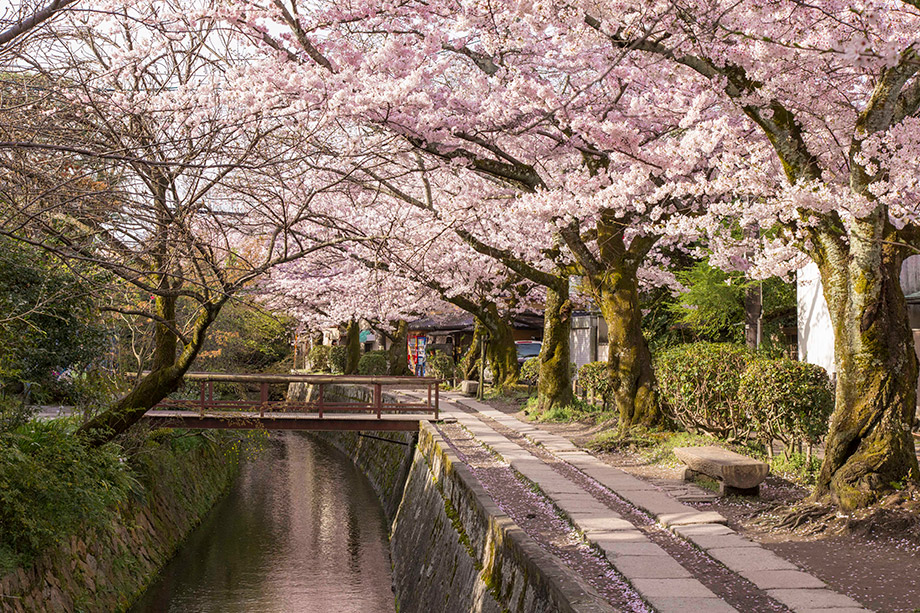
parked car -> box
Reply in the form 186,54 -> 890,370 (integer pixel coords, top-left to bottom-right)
515,340 -> 542,364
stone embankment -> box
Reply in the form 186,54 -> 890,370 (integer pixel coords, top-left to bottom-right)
0,441 -> 239,612
305,383 -> 615,613
310,383 -> 875,613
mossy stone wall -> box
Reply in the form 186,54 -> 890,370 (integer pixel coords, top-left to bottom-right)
0,442 -> 239,613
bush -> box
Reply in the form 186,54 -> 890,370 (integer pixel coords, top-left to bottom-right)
739,358 -> 833,449
654,342 -> 754,439
520,357 -> 540,384
328,346 -> 347,374
307,345 -> 331,372
0,420 -> 136,566
357,350 -> 388,375
426,351 -> 456,382
577,361 -> 614,407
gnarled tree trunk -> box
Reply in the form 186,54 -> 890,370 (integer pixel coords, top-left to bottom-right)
387,319 -> 412,376
479,302 -> 519,390
536,282 -> 574,412
596,270 -> 660,435
815,238 -> 920,510
344,319 -> 361,375
79,303 -> 220,446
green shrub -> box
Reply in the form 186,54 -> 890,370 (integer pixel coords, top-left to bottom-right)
307,345 -> 331,372
426,351 -> 456,382
739,358 -> 833,449
520,357 -> 540,384
577,361 -> 613,407
0,420 -> 136,566
357,350 -> 388,375
654,342 -> 754,439
328,346 -> 347,374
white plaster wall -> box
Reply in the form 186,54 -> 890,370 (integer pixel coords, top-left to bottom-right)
796,262 -> 836,377
797,256 -> 920,379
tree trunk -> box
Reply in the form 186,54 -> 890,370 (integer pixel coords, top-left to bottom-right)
387,319 -> 412,376
815,248 -> 920,509
461,324 -> 483,380
479,302 -> 519,389
79,304 -> 219,446
344,319 -> 361,375
596,274 -> 661,435
536,282 -> 574,412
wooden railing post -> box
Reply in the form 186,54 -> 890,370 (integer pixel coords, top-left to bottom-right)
374,383 -> 382,419
435,383 -> 439,420
427,383 -> 432,414
260,382 -> 268,418
317,383 -> 324,418
199,380 -> 205,418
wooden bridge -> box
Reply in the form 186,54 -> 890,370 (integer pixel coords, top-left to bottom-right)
143,372 -> 441,432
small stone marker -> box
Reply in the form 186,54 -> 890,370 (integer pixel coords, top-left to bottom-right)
460,380 -> 479,396
673,446 -> 769,496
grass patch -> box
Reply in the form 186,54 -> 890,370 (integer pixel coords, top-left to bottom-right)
522,396 -> 617,425
768,451 -> 822,486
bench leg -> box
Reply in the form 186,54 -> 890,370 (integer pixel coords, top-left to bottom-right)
720,483 -> 760,497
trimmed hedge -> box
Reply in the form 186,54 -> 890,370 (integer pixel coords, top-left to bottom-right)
577,361 -> 613,407
426,351 -> 456,382
654,342 -> 754,439
520,357 -> 540,384
739,358 -> 833,449
307,345 -> 331,372
357,350 -> 388,376
328,346 -> 347,374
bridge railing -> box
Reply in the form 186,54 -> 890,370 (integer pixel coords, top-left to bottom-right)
154,372 -> 441,420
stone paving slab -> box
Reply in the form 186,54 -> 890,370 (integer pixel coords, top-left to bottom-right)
643,596 -> 739,613
766,589 -> 870,611
437,394 -> 873,612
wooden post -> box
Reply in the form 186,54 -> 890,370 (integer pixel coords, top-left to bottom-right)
434,383 -> 439,420
374,383 -> 382,419
199,380 -> 205,418
317,383 -> 324,418
427,383 -> 432,413
260,382 -> 268,418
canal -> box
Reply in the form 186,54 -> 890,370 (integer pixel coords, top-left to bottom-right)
129,433 -> 395,613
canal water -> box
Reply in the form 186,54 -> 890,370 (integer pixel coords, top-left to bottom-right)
129,433 -> 395,613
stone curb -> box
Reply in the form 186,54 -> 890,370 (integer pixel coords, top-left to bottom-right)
443,394 -> 874,613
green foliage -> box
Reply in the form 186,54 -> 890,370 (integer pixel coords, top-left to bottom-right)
520,357 -> 540,384
307,345 -> 332,372
194,300 -> 293,373
426,350 -> 457,382
587,427 -> 721,463
357,350 -> 388,375
0,420 -> 136,567
0,396 -> 36,434
669,261 -> 745,342
769,451 -> 823,486
328,346 -> 347,374
654,342 -> 754,439
577,361 -> 613,407
739,358 -> 834,448
0,236 -> 106,399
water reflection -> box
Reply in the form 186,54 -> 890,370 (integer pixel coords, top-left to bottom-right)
129,433 -> 395,613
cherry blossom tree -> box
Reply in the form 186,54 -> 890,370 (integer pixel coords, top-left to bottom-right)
0,0 -> 358,444
568,0 -> 920,507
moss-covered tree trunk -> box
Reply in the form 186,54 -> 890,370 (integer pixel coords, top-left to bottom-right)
814,232 -> 920,509
596,275 -> 660,435
79,303 -> 220,446
387,319 -> 412,376
536,282 -> 574,412
461,325 -> 483,380
344,319 -> 361,375
479,302 -> 519,390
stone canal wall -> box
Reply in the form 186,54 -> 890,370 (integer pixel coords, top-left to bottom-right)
304,382 -> 600,613
0,440 -> 239,613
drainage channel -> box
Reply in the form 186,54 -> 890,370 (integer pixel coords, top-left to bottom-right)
436,421 -> 651,612
460,408 -> 791,613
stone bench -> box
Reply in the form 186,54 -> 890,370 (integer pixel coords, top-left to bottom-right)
673,446 -> 769,496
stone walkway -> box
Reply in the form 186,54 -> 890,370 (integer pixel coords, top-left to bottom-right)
424,391 -> 871,613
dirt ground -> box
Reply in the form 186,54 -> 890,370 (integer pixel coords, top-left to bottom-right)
483,396 -> 920,613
